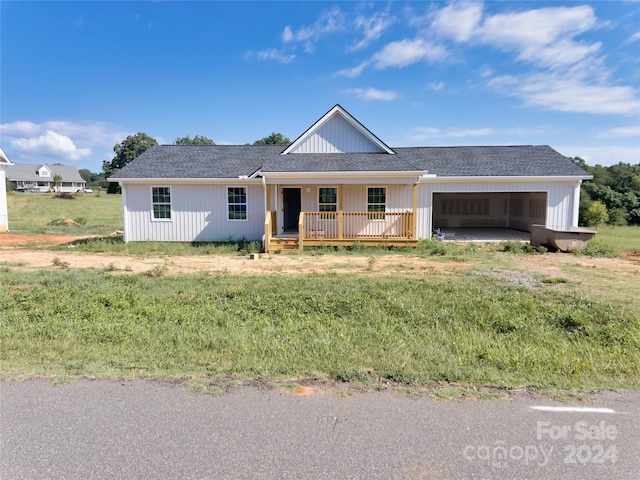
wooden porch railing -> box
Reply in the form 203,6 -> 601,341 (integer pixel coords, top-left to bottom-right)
303,211 -> 414,240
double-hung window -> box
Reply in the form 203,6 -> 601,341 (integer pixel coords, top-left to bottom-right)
152,187 -> 171,220
228,187 -> 247,220
318,187 -> 337,219
367,187 -> 386,220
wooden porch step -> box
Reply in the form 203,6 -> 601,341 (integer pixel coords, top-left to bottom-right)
267,237 -> 300,254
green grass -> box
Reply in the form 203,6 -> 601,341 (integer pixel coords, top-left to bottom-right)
1,268 -> 638,390
589,225 -> 640,253
6,192 -> 122,235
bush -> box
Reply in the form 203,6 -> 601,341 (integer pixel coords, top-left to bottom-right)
576,239 -> 618,258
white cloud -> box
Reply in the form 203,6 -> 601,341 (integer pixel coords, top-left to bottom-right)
477,6 -> 597,51
409,126 -> 496,140
596,126 -> 640,138
431,1 -> 483,43
253,48 -> 296,64
626,32 -> 640,44
282,26 -> 293,43
0,119 -> 127,163
334,61 -> 370,78
372,39 -> 449,69
11,130 -> 92,161
426,81 -> 445,91
488,71 -> 640,115
342,88 -> 398,101
281,6 -> 345,44
349,11 -> 394,51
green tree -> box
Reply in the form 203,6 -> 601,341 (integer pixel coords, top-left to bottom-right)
78,168 -> 92,183
584,201 -> 609,227
175,135 -> 215,145
253,132 -> 291,145
103,133 -> 158,193
53,174 -> 62,192
607,208 -> 628,226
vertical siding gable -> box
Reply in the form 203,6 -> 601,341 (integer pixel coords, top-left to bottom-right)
289,114 -> 386,154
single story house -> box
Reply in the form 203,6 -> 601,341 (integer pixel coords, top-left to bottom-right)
109,105 -> 591,251
6,163 -> 86,193
0,147 -> 13,232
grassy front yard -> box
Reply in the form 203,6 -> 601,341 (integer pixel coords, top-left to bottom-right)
1,266 -> 638,390
5,191 -> 122,235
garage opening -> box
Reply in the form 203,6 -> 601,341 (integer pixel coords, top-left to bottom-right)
432,192 -> 547,236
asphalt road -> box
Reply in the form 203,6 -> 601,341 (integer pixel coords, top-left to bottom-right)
1,380 -> 638,479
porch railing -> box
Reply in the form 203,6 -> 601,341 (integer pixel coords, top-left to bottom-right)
303,211 -> 413,240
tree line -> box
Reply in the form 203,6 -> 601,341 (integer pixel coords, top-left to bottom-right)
570,157 -> 640,227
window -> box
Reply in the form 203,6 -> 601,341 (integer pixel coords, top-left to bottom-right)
318,187 -> 337,218
152,187 -> 171,219
367,187 -> 386,220
228,187 -> 247,220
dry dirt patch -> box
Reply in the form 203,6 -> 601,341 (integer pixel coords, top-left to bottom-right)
1,233 -> 638,277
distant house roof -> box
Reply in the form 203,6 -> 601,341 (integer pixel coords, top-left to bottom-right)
6,163 -> 85,183
111,144 -> 589,179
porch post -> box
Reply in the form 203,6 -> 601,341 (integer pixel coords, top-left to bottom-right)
338,184 -> 344,240
266,183 -> 272,212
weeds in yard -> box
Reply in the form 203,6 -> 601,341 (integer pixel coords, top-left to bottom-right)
576,239 -> 618,258
51,257 -> 70,269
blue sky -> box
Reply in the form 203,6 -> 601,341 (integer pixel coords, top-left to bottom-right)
1,1 -> 639,172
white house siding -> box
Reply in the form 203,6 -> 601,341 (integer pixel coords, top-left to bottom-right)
289,115 -> 384,153
122,183 -> 265,242
416,179 -> 580,239
0,166 -> 8,232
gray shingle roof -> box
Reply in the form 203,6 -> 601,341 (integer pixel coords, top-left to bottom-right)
262,152 -> 417,172
395,145 -> 590,176
111,145 -> 283,179
111,144 -> 589,179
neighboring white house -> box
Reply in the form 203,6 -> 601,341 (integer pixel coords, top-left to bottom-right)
6,163 -> 86,193
109,105 -> 592,251
0,147 -> 14,232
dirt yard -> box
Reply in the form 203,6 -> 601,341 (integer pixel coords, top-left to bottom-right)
1,233 -> 638,277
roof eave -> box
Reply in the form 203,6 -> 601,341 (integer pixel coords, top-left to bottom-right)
420,175 -> 593,182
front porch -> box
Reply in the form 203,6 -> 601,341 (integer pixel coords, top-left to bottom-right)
264,211 -> 417,253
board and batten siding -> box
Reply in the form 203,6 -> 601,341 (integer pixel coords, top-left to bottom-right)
416,179 -> 581,239
288,114 -> 384,154
122,183 -> 265,242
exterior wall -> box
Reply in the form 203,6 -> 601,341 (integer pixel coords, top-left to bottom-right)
289,115 -> 384,153
417,179 -> 581,239
122,182 -> 265,242
0,166 -> 8,232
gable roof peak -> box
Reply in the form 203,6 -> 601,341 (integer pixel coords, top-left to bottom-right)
281,104 -> 395,155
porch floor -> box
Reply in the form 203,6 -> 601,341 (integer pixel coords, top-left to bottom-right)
439,228 -> 530,242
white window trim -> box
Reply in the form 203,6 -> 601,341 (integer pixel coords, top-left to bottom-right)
367,185 -> 387,221
227,186 -> 248,222
317,186 -> 338,217
151,186 -> 172,222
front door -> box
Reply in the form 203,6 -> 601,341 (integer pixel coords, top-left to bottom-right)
282,188 -> 301,232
